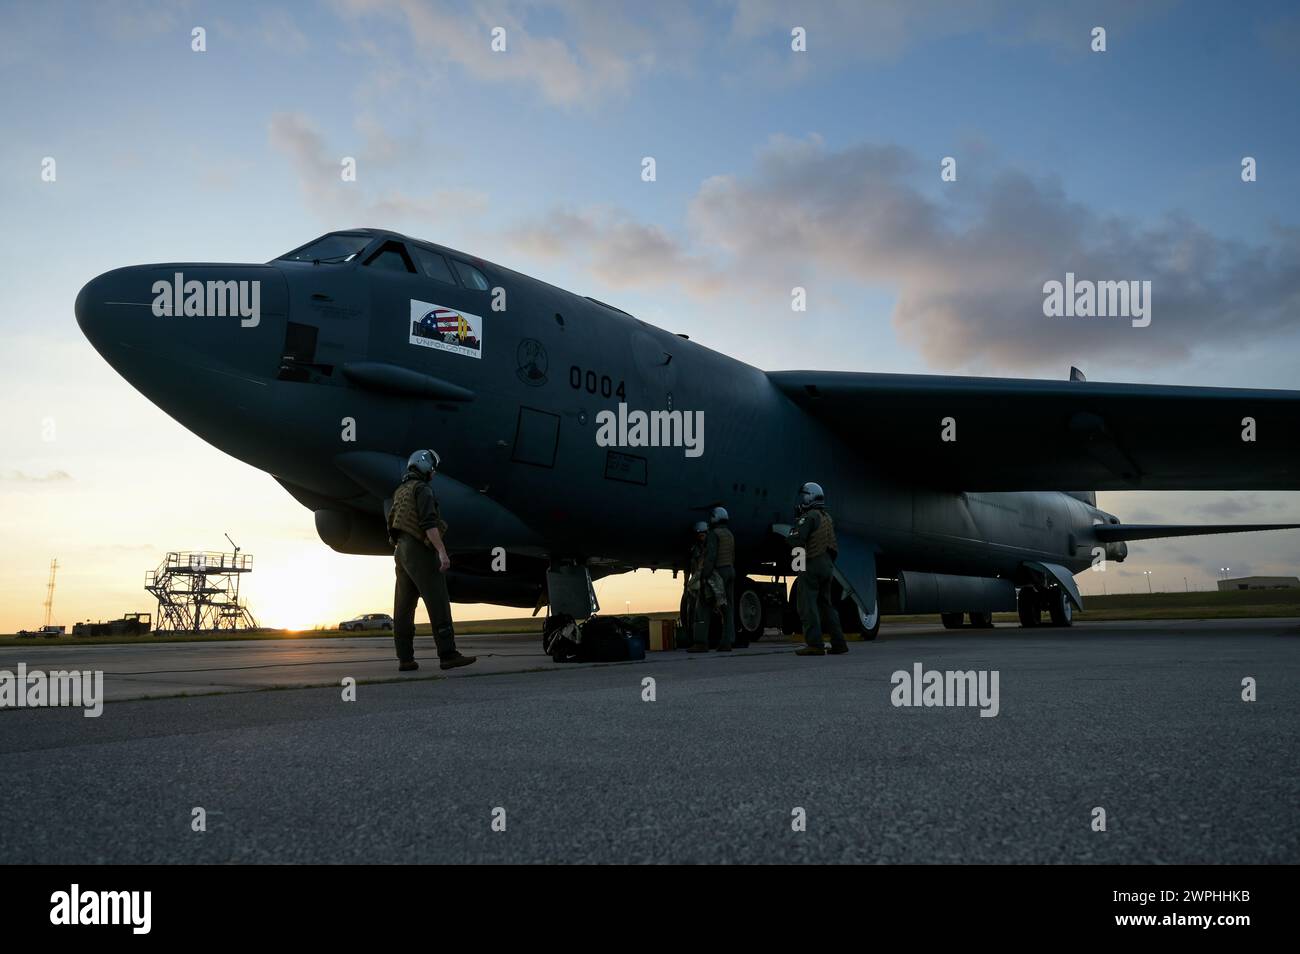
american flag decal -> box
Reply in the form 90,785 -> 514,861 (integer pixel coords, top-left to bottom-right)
426,308 -> 463,334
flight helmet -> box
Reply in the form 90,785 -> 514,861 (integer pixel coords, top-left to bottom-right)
797,482 -> 825,513
406,448 -> 440,481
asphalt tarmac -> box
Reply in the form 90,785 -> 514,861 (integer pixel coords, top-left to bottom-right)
1,618 -> 1295,863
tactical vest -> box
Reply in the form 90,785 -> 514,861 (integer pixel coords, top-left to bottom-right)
387,479 -> 446,545
713,526 -> 735,567
805,509 -> 837,559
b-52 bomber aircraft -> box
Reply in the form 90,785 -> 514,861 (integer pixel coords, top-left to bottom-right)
76,229 -> 1300,639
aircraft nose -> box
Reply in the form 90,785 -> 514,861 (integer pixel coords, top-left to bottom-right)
75,263 -> 288,363
74,266 -> 139,353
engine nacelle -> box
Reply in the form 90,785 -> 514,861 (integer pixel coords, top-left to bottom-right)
315,509 -> 545,607
315,509 -> 391,555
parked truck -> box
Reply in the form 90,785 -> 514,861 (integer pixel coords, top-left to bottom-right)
71,613 -> 152,637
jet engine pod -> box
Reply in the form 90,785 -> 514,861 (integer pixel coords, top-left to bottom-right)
333,450 -> 545,554
315,509 -> 392,555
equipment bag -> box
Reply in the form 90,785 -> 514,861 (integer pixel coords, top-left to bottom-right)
576,616 -> 645,662
542,613 -> 581,662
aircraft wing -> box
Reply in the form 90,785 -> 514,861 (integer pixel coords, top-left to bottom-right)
1092,523 -> 1300,542
766,371 -> 1300,492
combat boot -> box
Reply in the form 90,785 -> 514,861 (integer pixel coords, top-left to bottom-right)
795,646 -> 825,656
440,653 -> 477,670
398,660 -> 419,672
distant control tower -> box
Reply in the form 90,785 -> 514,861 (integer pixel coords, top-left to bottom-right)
145,536 -> 257,634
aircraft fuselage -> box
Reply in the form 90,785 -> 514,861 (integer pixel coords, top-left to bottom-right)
75,230 -> 1110,607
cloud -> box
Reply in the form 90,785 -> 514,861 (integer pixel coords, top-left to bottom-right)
97,0 -> 189,41
333,0 -> 708,107
723,0 -> 1176,86
507,207 -> 724,295
268,112 -> 487,225
1198,496 -> 1266,520
327,1 -> 1176,106
2,470 -> 72,483
1119,508 -> 1166,524
213,8 -> 310,55
268,112 -> 338,204
505,134 -> 1300,373
321,0 -> 1185,108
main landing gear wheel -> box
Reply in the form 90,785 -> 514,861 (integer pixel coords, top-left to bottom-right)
735,582 -> 764,643
838,594 -> 881,641
968,611 -> 994,629
1048,588 -> 1074,627
941,612 -> 964,629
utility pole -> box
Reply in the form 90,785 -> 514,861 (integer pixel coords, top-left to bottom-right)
43,558 -> 58,627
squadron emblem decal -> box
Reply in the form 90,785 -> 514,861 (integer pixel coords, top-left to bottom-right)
409,299 -> 483,359
516,338 -> 548,386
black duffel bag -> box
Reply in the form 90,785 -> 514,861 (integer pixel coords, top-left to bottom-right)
576,615 -> 646,662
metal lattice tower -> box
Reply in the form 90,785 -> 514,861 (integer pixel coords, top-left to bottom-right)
42,558 -> 58,627
145,548 -> 257,634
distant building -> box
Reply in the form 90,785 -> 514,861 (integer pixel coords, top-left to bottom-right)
1217,576 -> 1300,592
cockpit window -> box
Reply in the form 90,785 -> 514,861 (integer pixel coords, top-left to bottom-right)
364,241 -> 416,273
278,232 -> 372,264
412,247 -> 456,284
452,260 -> 490,291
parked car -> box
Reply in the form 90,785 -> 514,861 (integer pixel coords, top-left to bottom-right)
339,613 -> 394,632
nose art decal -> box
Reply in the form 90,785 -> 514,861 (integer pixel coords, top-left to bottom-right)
409,299 -> 483,359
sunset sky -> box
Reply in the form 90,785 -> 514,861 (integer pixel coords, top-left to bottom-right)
2,0 -> 1299,632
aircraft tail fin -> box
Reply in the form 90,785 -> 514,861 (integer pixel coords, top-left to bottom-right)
1064,367 -> 1097,506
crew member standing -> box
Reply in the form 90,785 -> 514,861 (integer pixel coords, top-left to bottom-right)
386,449 -> 476,672
691,507 -> 736,653
681,520 -> 709,648
787,482 -> 849,656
